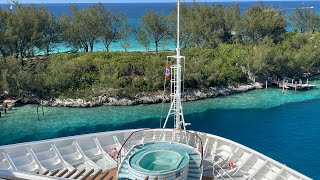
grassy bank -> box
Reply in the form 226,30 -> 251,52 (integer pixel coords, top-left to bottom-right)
0,47 -> 246,101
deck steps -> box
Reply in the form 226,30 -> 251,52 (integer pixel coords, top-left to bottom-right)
187,153 -> 202,180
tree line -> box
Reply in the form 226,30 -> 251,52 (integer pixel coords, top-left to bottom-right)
1,2 -> 320,58
1,2 -> 320,101
2,32 -> 320,100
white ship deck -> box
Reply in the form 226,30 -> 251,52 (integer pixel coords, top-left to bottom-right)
0,129 -> 312,180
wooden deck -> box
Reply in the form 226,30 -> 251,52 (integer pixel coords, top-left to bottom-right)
86,168 -> 117,180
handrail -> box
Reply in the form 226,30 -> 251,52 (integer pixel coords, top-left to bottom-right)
116,128 -> 150,167
152,128 -> 204,167
116,128 -> 204,169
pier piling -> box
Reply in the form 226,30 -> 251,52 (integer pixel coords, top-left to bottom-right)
4,103 -> 7,114
282,79 -> 285,94
37,105 -> 39,121
265,80 -> 268,89
41,100 -> 44,116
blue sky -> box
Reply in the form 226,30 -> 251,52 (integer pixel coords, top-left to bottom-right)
0,0 -> 306,4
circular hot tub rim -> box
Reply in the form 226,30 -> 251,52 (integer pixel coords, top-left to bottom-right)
136,150 -> 183,172
128,143 -> 191,176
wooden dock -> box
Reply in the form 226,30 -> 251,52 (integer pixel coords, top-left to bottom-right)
272,79 -> 316,91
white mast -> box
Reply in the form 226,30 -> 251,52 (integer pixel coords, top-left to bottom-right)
163,0 -> 188,130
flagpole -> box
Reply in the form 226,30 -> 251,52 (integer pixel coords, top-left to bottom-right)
163,0 -> 188,130
177,0 -> 180,55
175,0 -> 182,129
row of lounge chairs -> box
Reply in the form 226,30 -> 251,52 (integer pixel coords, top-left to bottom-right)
39,167 -> 115,180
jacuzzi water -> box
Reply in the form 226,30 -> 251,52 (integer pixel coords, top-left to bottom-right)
138,150 -> 182,171
128,142 -> 192,176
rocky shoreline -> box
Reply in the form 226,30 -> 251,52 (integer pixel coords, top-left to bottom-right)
42,82 -> 263,107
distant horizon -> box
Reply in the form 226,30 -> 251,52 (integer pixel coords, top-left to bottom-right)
0,0 -> 314,4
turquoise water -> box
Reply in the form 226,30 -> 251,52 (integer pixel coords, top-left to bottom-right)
138,151 -> 180,171
0,83 -> 320,178
51,39 -> 176,53
129,143 -> 190,173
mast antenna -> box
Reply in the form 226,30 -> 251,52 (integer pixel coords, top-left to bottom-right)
163,0 -> 189,130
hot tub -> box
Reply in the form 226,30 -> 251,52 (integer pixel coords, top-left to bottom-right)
128,143 -> 191,180
137,150 -> 182,172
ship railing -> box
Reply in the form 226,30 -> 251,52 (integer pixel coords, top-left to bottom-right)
116,128 -> 204,169
212,157 -> 234,180
20,140 -> 117,175
4,155 -> 102,179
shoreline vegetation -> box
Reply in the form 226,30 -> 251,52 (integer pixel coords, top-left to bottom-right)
1,3 -> 320,107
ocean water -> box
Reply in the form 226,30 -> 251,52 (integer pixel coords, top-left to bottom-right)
0,78 -> 320,178
0,1 -> 320,178
0,1 -> 318,52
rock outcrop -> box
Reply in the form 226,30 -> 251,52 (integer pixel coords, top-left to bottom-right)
42,83 -> 263,107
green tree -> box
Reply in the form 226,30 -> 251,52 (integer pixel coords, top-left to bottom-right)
141,11 -> 169,52
60,4 -> 106,52
84,3 -> 107,52
241,4 -> 286,43
168,3 -> 192,48
177,3 -> 240,48
224,3 -> 242,43
0,9 -> 12,57
134,28 -> 150,51
34,7 -> 60,55
120,19 -> 132,52
289,8 -> 320,33
8,4 -> 39,58
102,10 -> 127,52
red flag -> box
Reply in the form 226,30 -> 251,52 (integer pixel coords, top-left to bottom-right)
165,64 -> 170,79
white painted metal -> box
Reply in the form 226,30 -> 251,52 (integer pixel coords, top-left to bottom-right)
0,129 -> 312,180
163,0 -> 188,130
27,146 -> 46,173
2,153 -> 16,171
